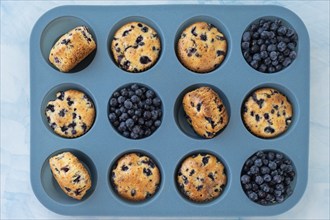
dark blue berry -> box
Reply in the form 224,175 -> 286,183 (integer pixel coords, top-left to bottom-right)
125,118 -> 134,128
241,175 -> 251,184
242,31 -> 251,41
277,41 -> 287,52
255,175 -> 264,185
282,57 -> 292,67
124,100 -> 133,109
109,113 -> 117,122
277,26 -> 287,35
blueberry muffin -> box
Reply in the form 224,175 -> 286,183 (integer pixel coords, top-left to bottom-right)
177,153 -> 227,202
49,152 -> 92,200
242,88 -> 293,138
182,87 -> 228,138
111,153 -> 160,201
45,90 -> 95,138
111,22 -> 161,72
177,22 -> 227,73
49,26 -> 96,72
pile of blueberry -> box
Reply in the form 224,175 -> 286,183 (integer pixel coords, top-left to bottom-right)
241,18 -> 298,73
108,83 -> 162,139
240,150 -> 295,205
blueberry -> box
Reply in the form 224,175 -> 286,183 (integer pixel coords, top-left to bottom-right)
271,60 -> 279,66
250,60 -> 259,69
260,166 -> 270,175
268,66 -> 276,73
289,51 -> 297,59
124,100 -> 133,109
254,158 -> 263,167
138,118 -> 144,125
109,98 -> 118,107
248,191 -> 258,201
268,161 -> 277,170
118,122 -> 127,132
113,91 -> 120,98
120,88 -> 129,97
119,113 -> 128,122
125,118 -> 134,128
264,57 -> 271,65
130,132 -> 139,139
135,109 -> 142,117
153,97 -> 161,106
135,89 -> 143,97
146,90 -> 155,99
250,165 -> 259,174
258,64 -> 267,72
260,44 -> 267,52
267,152 -> 275,160
251,45 -> 260,53
119,106 -> 126,114
287,42 -> 296,50
260,31 -> 268,39
282,57 -> 292,67
131,95 -> 140,103
275,64 -> 283,71
131,84 -> 139,91
273,175 -> 282,183
145,98 -> 152,105
263,174 -> 272,183
151,110 -> 158,120
241,175 -> 251,184
277,26 -> 287,35
241,42 -> 250,50
154,120 -> 161,127
260,51 -> 268,59
242,31 -> 251,42
277,41 -> 287,52
145,120 -> 153,127
117,96 -> 125,104
255,175 -> 264,185
270,22 -> 278,31
267,44 -> 276,52
132,125 -> 141,134
261,183 -> 270,192
253,53 -> 261,61
140,56 -> 151,64
269,51 -> 277,61
109,113 -> 117,122
143,111 -> 151,120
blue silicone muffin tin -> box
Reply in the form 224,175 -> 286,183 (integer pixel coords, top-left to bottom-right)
30,5 -> 309,217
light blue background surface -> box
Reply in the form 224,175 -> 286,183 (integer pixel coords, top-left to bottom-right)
1,0 -> 329,219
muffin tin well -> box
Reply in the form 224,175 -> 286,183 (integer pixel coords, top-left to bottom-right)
30,5 -> 309,217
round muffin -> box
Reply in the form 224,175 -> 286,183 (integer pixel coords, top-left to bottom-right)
182,87 -> 228,138
111,22 -> 161,72
45,89 -> 95,138
111,153 -> 160,202
242,88 -> 293,138
177,22 -> 227,73
177,153 -> 227,202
